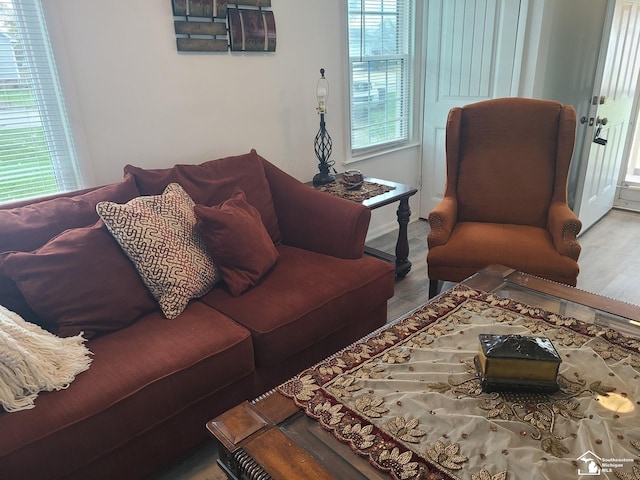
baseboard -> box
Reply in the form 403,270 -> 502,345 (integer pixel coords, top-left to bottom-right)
366,214 -> 420,241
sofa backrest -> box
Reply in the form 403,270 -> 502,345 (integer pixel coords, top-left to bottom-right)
124,149 -> 282,244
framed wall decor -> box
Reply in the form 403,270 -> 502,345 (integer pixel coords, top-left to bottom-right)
228,8 -> 276,52
171,0 -> 276,53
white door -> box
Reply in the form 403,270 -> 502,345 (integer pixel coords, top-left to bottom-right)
574,0 -> 640,232
419,0 -> 524,217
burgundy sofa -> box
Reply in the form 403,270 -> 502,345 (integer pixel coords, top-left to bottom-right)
0,150 -> 395,480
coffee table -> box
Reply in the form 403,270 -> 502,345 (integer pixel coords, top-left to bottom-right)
207,265 -> 640,479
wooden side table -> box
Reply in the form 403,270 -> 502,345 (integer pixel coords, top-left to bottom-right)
309,175 -> 418,277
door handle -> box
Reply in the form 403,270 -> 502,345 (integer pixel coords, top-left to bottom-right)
593,125 -> 607,146
596,116 -> 608,125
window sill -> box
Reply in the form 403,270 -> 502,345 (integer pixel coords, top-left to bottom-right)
343,141 -> 421,166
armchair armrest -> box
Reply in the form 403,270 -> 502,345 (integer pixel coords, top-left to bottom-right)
427,197 -> 458,248
547,202 -> 582,259
262,160 -> 370,259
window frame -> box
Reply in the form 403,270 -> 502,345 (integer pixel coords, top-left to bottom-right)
346,0 -> 417,157
0,0 -> 81,205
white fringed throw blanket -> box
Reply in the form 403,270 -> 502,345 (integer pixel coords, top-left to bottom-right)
0,305 -> 92,412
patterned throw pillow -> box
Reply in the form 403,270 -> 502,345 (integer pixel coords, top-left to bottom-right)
96,183 -> 220,319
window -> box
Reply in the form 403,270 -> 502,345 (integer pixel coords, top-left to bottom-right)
347,0 -> 414,153
0,0 -> 79,204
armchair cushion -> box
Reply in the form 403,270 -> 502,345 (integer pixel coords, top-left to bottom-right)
428,222 -> 580,285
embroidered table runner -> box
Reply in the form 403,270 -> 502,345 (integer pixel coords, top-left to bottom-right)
278,285 -> 640,480
314,180 -> 395,202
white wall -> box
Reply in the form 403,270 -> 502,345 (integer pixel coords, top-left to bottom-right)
43,0 -> 422,238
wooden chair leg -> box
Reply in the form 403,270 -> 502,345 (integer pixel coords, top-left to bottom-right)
428,279 -> 441,298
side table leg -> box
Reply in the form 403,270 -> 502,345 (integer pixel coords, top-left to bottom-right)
395,198 -> 412,277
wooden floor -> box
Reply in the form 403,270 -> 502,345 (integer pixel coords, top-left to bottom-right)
153,208 -> 640,480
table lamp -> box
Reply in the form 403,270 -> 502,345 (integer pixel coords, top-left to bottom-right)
313,68 -> 335,186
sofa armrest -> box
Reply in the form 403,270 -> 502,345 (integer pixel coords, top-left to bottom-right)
262,160 -> 370,259
547,202 -> 582,259
427,197 -> 458,248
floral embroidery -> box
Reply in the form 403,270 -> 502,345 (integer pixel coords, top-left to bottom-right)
588,380 -> 616,396
326,375 -> 360,399
548,313 -> 578,328
414,306 -> 440,321
387,416 -> 427,443
371,331 -> 398,346
312,401 -> 344,427
471,468 -> 508,480
353,361 -> 386,379
520,318 -> 555,333
614,465 -> 640,480
485,308 -> 518,323
450,286 -> 476,299
514,303 -> 543,316
318,357 -> 347,376
374,447 -> 420,480
276,285 -> 639,479
337,422 -> 376,450
280,373 -> 319,401
425,322 -> 454,337
523,408 -> 552,431
591,339 -> 628,361
346,343 -> 374,362
405,332 -> 435,349
586,324 -> 607,337
463,300 -> 490,314
446,310 -> 474,324
551,328 -> 587,347
394,317 -> 421,334
481,397 -> 515,421
426,440 -> 468,470
354,393 -> 388,418
473,373 -> 613,453
381,347 -> 411,364
552,399 -> 584,419
485,294 -> 511,307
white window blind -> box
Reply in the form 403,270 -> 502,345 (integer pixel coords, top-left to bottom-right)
0,0 -> 79,204
347,0 -> 414,152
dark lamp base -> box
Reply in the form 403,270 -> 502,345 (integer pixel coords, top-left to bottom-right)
313,172 -> 335,186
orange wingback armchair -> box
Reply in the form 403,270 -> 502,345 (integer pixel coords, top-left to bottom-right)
427,97 -> 582,297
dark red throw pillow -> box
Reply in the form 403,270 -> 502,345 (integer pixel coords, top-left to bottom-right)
195,190 -> 279,296
0,221 -> 157,339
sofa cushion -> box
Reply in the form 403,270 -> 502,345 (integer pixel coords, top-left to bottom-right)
0,174 -> 140,323
0,173 -> 140,254
195,190 -> 279,297
124,149 -> 281,243
201,245 -> 395,368
0,301 -> 255,480
0,221 -> 157,339
97,183 -> 220,319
